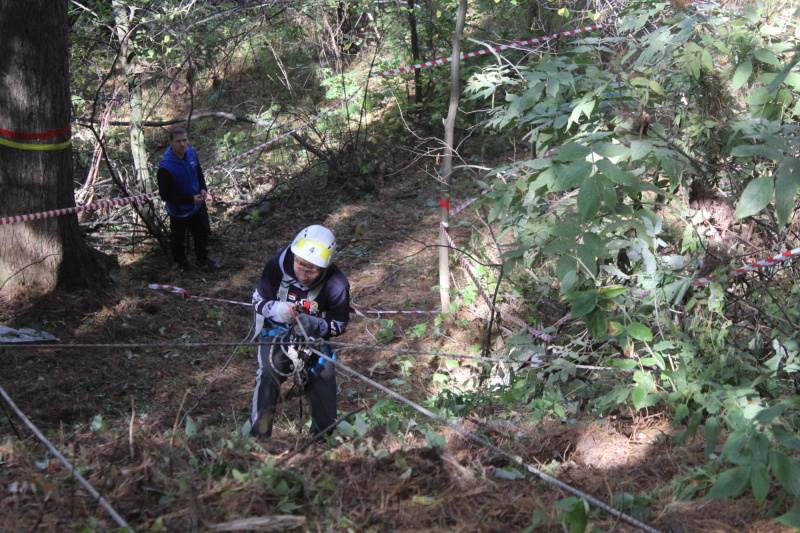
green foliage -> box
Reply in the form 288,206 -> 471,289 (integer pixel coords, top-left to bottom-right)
468,1 -> 800,524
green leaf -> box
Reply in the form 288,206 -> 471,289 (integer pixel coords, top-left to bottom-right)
754,48 -> 781,67
731,144 -> 785,161
706,466 -> 750,499
598,286 -> 627,298
597,159 -> 635,186
731,61 -> 753,91
648,80 -> 665,95
556,143 -> 591,162
776,510 -> 800,528
630,140 -> 653,161
569,290 -> 598,318
750,466 -> 770,505
551,222 -> 582,238
734,177 -> 774,219
703,417 -> 720,459
592,142 -> 630,161
552,161 -> 593,191
185,415 -> 197,437
626,322 -> 653,342
585,307 -> 608,339
577,178 -> 601,222
355,414 -> 368,436
775,157 -> 800,226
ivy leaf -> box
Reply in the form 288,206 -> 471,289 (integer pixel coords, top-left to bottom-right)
706,466 -> 750,499
731,61 -> 753,91
734,177 -> 774,219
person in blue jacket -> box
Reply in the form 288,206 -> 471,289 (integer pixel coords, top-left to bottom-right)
157,127 -> 222,273
250,225 -> 350,439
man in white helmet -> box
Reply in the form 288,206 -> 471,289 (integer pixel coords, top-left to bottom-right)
249,225 -> 350,439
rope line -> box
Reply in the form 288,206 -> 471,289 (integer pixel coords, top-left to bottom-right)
305,343 -> 660,533
0,385 -> 130,530
2,339 -> 624,372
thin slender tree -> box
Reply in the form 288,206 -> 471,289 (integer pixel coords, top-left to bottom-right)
438,0 -> 468,312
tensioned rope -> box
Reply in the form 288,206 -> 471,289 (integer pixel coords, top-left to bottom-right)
301,341 -> 661,533
4,340 -> 623,372
0,385 -> 130,530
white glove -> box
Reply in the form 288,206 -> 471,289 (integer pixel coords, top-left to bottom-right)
274,302 -> 295,324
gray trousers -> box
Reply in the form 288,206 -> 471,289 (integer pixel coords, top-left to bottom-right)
250,338 -> 337,438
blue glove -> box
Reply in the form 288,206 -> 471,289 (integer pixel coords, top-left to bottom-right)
295,313 -> 327,338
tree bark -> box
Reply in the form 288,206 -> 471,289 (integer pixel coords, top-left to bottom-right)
407,0 -> 422,103
113,1 -> 154,220
0,0 -> 112,294
438,0 -> 468,313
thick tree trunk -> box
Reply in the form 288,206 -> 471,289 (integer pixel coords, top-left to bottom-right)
0,0 -> 112,294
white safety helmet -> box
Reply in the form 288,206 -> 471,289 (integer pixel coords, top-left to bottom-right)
291,225 -> 337,269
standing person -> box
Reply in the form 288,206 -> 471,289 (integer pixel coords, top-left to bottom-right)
250,225 -> 350,439
157,126 -> 222,273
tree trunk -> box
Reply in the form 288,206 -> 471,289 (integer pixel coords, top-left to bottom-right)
0,0 -> 113,294
407,0 -> 422,103
438,0 -> 468,313
113,1 -> 153,218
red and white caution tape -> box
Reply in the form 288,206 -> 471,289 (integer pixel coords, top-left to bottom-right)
441,223 -> 555,342
449,196 -> 480,218
693,246 -> 800,286
365,310 -> 439,315
371,24 -> 604,79
148,284 -> 253,307
0,192 -> 159,226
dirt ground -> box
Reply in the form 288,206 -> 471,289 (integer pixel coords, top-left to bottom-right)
0,173 -> 792,532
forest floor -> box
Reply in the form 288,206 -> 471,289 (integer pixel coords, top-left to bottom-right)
0,170 -> 791,532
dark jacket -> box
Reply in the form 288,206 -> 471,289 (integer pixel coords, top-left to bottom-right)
157,146 -> 205,217
252,247 -> 350,339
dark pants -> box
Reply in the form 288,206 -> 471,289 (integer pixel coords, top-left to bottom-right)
250,337 -> 337,438
169,205 -> 209,265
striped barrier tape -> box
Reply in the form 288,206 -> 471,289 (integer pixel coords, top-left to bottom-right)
449,196 -> 480,218
0,192 -> 159,226
149,283 -> 443,316
441,222 -> 555,342
364,310 -> 440,314
148,284 -> 254,307
693,246 -> 800,287
370,24 -> 605,79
